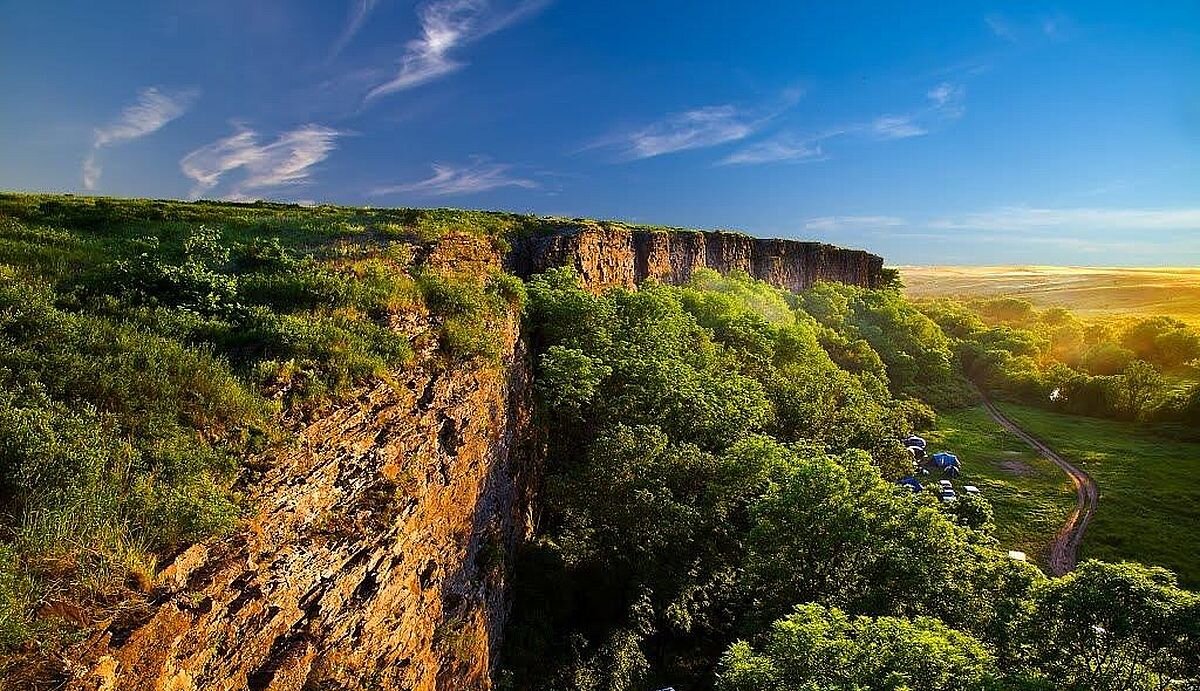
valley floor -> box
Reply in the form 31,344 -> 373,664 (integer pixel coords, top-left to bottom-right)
933,402 -> 1200,588
929,405 -> 1075,569
996,403 -> 1200,589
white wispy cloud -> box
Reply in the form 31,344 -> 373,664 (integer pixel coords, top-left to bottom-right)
370,157 -> 538,196
930,206 -> 1200,232
366,0 -> 549,101
804,216 -> 907,232
926,82 -> 965,114
592,96 -> 805,162
870,115 -> 928,140
83,87 -> 198,190
722,81 -> 964,164
180,124 -> 344,199
720,135 -> 827,165
985,13 -> 1017,42
329,0 -> 380,59
870,82 -> 964,140
622,106 -> 760,159
588,88 -> 804,162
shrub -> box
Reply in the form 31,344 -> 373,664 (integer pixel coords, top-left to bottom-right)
417,268 -> 521,361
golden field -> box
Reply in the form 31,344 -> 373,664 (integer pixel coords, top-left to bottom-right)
900,266 -> 1200,325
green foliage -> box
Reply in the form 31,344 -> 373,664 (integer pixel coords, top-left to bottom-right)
507,267 -> 1197,691
1121,316 -> 1200,369
948,493 -> 996,534
1013,560 -> 1200,690
536,346 -> 611,410
417,268 -> 524,360
716,603 -> 996,691
0,547 -> 34,648
798,282 -> 969,406
507,268 -> 1041,689
919,295 -> 1200,426
0,275 -> 263,590
742,445 -> 988,627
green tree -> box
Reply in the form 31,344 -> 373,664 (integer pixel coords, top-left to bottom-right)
1115,360 -> 1164,419
1014,560 -> 1200,690
716,603 -> 996,691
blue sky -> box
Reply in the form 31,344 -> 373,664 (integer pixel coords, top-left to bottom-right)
1,1 -> 1197,265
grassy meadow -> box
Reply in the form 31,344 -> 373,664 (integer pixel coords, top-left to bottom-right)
927,405 -> 1076,568
990,402 -> 1200,588
901,265 -> 1200,326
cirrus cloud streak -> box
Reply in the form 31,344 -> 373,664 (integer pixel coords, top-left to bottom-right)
370,157 -> 538,197
180,124 -> 345,199
365,0 -> 550,101
83,86 -> 198,190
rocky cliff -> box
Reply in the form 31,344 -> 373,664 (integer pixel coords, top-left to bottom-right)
508,221 -> 884,292
66,237 -> 539,691
62,224 -> 881,690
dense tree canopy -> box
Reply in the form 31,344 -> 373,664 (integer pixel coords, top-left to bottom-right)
503,269 -> 1198,690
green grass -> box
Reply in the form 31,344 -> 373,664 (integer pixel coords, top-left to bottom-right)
994,402 -> 1200,588
928,405 -> 1075,568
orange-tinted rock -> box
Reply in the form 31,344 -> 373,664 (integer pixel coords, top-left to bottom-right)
65,238 -> 538,691
508,223 -> 884,292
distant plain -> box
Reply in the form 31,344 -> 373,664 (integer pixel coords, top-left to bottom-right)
901,266 -> 1200,326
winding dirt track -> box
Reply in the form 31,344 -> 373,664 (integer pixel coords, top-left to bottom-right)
972,387 -> 1098,575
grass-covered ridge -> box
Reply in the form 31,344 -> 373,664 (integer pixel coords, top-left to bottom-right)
0,193 -> 533,651
0,193 -> 803,655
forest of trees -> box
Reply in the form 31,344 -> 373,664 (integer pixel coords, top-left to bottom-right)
502,268 -> 1199,690
920,297 -> 1200,429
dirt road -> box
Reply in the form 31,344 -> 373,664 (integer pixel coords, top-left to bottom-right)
973,388 -> 1098,575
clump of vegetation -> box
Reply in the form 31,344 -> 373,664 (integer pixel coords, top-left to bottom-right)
417,267 -> 525,360
717,604 -> 996,690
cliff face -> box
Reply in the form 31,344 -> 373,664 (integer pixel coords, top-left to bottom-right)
63,225 -> 881,691
67,239 -> 539,691
508,222 -> 884,292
